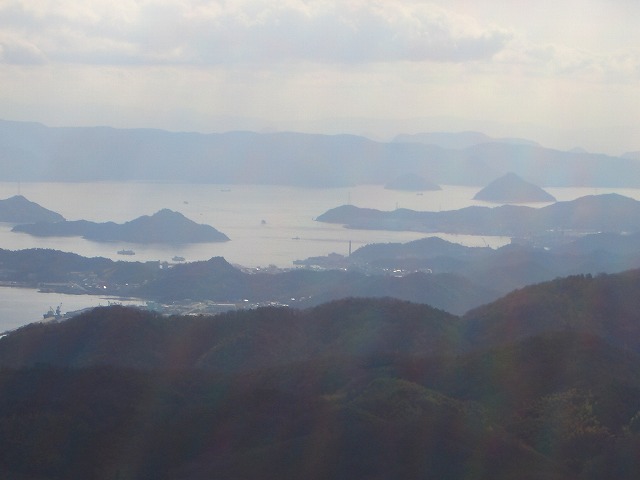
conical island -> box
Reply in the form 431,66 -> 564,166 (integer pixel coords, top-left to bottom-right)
474,172 -> 556,203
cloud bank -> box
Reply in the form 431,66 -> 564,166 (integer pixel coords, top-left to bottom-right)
0,0 -> 511,65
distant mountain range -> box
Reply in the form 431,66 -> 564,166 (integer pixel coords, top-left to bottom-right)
12,208 -> 229,244
1,119 -> 639,187
392,131 -> 540,149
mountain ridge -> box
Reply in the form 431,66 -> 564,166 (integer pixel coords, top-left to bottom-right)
1,118 -> 639,187
393,131 -> 540,149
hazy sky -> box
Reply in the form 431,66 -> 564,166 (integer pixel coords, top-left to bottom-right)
1,0 -> 638,154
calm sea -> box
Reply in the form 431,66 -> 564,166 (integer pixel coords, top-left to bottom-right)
0,182 -> 637,330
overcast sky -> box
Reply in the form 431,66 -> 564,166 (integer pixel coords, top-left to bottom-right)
1,0 -> 638,154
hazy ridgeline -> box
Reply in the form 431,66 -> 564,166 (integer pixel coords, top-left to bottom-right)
2,119 -> 640,187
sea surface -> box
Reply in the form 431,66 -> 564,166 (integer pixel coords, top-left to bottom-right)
0,182 -> 638,330
0,286 -> 145,334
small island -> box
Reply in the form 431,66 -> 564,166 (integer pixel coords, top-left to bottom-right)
473,172 -> 556,203
0,195 -> 65,223
12,209 -> 230,244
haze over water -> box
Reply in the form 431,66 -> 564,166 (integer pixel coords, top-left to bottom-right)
1,182 -> 638,267
0,182 -> 512,267
1,181 -> 639,330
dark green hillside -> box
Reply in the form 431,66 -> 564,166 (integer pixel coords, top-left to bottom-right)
423,333 -> 640,479
398,332 -> 640,421
2,275 -> 640,479
2,325 -> 639,478
0,299 -> 462,372
0,365 -> 571,480
463,270 -> 640,350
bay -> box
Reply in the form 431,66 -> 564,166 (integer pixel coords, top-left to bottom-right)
0,182 -> 516,267
0,182 -> 638,331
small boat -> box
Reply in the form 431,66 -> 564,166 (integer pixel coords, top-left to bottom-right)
117,249 -> 135,256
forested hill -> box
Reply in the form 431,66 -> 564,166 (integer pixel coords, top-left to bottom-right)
2,270 -> 640,478
1,119 -> 639,187
463,270 -> 640,350
0,299 -> 462,371
4,269 -> 640,371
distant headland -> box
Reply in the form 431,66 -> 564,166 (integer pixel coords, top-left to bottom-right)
12,208 -> 229,244
0,195 -> 65,223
